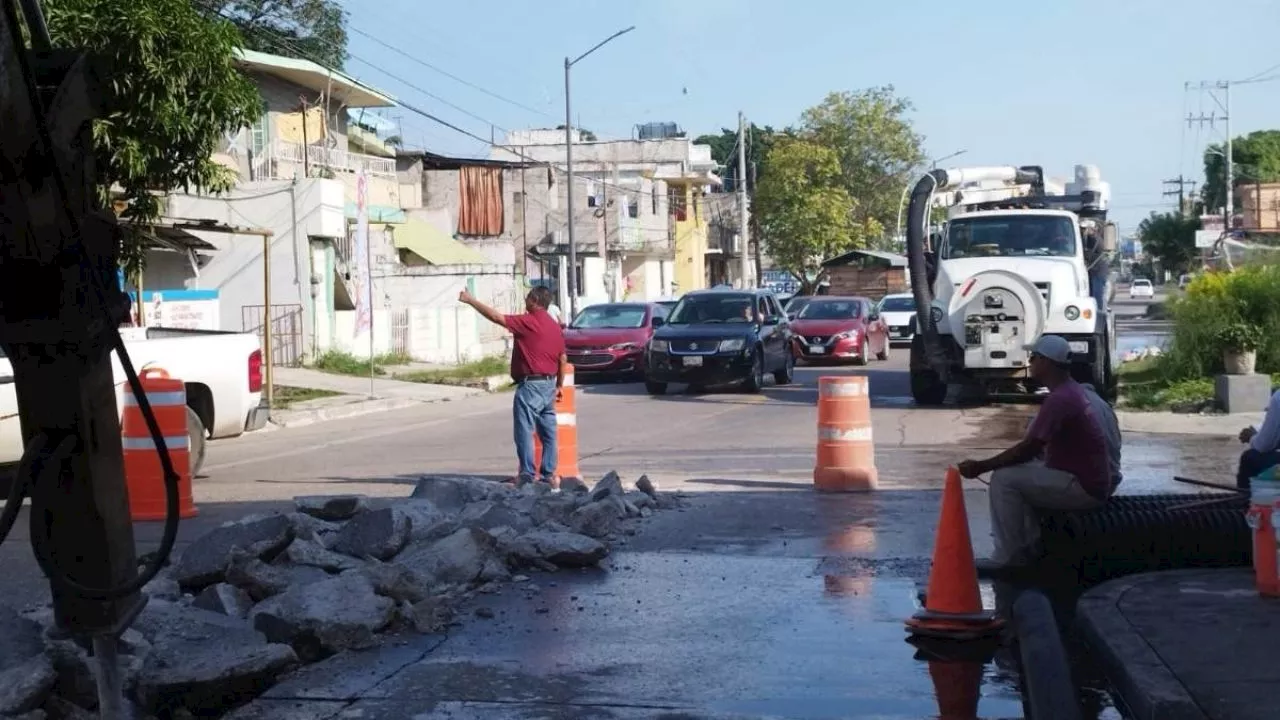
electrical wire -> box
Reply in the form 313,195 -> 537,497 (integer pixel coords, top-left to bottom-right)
0,0 -> 180,600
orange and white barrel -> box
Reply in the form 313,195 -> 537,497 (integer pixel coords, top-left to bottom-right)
813,375 -> 877,492
122,369 -> 197,520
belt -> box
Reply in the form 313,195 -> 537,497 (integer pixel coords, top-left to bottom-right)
519,374 -> 554,382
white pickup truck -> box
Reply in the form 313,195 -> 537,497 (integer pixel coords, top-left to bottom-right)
0,327 -> 269,476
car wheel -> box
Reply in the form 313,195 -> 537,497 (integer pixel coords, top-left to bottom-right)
742,349 -> 764,393
773,349 -> 794,385
186,405 -> 207,478
645,380 -> 667,396
876,337 -> 889,361
854,338 -> 870,366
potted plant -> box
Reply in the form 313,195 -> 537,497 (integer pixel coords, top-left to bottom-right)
1217,322 -> 1262,375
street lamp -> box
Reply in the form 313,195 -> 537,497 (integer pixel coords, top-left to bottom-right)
564,26 -> 635,319
931,148 -> 967,169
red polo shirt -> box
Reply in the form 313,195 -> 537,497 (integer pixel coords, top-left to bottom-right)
504,309 -> 564,380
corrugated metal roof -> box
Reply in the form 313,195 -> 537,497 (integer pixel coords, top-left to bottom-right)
821,249 -> 908,268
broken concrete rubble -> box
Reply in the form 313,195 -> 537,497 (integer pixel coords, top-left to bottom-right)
5,470 -> 680,719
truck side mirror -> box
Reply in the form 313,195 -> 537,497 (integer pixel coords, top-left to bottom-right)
1101,223 -> 1118,253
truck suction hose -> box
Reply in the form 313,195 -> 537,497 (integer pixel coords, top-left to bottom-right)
0,2 -> 181,600
905,169 -> 946,355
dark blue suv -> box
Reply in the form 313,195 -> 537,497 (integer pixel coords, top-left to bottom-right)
643,287 -> 794,394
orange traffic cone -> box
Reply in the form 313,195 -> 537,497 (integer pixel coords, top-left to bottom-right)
928,658 -> 983,719
905,467 -> 1004,640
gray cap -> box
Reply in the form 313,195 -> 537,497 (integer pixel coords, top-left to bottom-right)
1030,335 -> 1072,364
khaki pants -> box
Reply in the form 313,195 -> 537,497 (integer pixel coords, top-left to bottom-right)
989,460 -> 1103,566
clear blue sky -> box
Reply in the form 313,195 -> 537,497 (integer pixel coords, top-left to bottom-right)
336,0 -> 1280,234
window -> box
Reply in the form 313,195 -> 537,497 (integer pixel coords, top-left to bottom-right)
943,215 -> 1078,259
756,297 -> 768,318
667,293 -> 755,324
628,196 -> 639,219
878,296 -> 916,312
798,300 -> 863,320
513,191 -> 524,205
651,185 -> 658,215
570,304 -> 648,329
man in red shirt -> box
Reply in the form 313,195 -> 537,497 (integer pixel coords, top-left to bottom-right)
459,286 -> 566,486
957,335 -> 1112,577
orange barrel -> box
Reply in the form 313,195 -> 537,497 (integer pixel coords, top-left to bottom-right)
122,369 -> 197,521
529,362 -> 581,486
813,375 -> 877,492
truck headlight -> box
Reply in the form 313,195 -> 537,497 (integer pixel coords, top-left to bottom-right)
650,339 -> 669,352
1064,305 -> 1080,321
718,338 -> 746,352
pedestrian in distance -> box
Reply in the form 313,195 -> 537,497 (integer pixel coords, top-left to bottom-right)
459,286 -> 566,486
956,335 -> 1113,577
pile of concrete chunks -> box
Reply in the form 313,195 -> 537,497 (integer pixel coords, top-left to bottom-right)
0,471 -> 680,719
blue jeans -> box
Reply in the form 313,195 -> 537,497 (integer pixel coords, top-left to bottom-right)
513,378 -> 557,482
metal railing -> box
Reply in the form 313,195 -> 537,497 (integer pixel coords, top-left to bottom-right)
250,140 -> 396,181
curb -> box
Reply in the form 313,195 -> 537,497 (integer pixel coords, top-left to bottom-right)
1116,411 -> 1252,438
269,396 -> 423,429
1075,573 -> 1209,720
1013,590 -> 1082,720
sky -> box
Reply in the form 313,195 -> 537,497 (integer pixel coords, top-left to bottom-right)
334,0 -> 1280,235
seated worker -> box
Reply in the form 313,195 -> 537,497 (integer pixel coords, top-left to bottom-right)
1081,382 -> 1124,494
1238,386 -> 1280,488
958,335 -> 1113,576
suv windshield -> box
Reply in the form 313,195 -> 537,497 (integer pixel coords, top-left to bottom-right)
878,296 -> 915,312
571,304 -> 647,329
668,294 -> 756,324
798,300 -> 861,320
943,215 -> 1077,259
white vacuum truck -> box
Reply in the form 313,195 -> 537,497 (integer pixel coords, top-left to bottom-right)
904,164 -> 1119,404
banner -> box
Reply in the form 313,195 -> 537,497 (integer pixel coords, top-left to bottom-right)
353,171 -> 371,337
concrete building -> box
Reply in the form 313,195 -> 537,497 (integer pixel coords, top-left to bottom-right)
491,127 -> 720,308
1238,182 -> 1280,232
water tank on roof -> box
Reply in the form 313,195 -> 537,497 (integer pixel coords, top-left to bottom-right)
637,122 -> 680,140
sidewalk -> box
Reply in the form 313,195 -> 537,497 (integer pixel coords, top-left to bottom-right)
1077,568 -> 1279,720
1117,410 -> 1263,437
269,368 -> 484,428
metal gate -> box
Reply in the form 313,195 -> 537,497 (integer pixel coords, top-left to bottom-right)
242,304 -> 304,367
390,309 -> 410,357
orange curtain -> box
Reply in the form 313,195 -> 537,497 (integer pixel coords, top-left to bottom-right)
457,166 -> 504,236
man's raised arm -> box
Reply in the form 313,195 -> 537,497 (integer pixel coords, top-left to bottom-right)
459,289 -> 507,327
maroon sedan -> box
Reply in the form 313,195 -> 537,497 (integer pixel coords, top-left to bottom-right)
790,296 -> 889,366
564,302 -> 669,379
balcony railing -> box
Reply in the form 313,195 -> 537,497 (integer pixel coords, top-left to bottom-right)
250,140 -> 396,181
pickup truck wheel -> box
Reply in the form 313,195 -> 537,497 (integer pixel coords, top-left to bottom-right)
186,406 -> 207,478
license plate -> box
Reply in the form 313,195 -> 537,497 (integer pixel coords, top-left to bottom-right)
809,345 -> 825,354
1068,341 -> 1089,354
683,356 -> 703,367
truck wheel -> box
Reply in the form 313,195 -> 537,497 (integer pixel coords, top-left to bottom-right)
186,406 -> 207,478
909,335 -> 947,406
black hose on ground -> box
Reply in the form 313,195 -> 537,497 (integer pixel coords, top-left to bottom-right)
1013,589 -> 1083,720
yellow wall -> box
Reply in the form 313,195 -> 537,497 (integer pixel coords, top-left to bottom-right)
671,183 -> 708,295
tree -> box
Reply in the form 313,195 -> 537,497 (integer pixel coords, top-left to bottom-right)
47,0 -> 263,276
754,138 -> 878,292
798,87 -> 926,233
1138,212 -> 1199,276
694,124 -> 788,193
557,125 -> 597,141
214,0 -> 348,69
1203,130 -> 1280,213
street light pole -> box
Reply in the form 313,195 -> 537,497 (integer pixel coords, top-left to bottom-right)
563,26 -> 635,319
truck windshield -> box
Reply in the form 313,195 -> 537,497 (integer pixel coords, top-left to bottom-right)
943,215 -> 1077,259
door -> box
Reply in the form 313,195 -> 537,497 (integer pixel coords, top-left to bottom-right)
762,294 -> 787,369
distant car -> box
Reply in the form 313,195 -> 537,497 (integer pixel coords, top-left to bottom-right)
876,293 -> 917,345
790,296 -> 889,366
644,287 -> 793,394
1129,278 -> 1154,299
564,302 -> 669,380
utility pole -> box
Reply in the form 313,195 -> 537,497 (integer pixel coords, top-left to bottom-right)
1162,176 -> 1194,216
737,112 -> 751,288
1185,80 -> 1232,228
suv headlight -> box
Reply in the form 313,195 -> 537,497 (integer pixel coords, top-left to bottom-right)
649,339 -> 669,352
718,337 -> 746,352
1064,305 -> 1080,321
610,342 -> 639,351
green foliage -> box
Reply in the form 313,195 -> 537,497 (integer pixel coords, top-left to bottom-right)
1136,212 -> 1198,277
215,0 -> 348,69
1203,129 -> 1280,212
754,138 -> 863,291
798,87 -> 926,231
47,0 -> 262,277
1157,266 -> 1280,381
693,124 -> 788,193
1216,322 -> 1262,353
312,350 -> 410,376
557,125 -> 597,141
395,355 -> 509,386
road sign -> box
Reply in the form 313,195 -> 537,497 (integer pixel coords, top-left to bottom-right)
1194,230 -> 1218,249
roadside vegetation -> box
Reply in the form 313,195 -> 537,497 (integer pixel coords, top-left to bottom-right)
271,385 -> 341,409
1119,265 -> 1280,411
311,350 -> 411,376
395,356 -> 509,387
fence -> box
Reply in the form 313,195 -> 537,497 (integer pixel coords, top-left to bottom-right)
390,309 -> 410,357
241,304 -> 305,367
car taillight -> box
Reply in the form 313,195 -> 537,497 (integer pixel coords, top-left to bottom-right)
248,349 -> 263,393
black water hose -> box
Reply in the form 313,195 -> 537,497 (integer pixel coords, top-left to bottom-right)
905,170 -> 946,347
0,0 -> 181,601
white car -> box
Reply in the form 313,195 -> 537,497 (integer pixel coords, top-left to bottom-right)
876,293 -> 919,344
1129,279 -> 1154,299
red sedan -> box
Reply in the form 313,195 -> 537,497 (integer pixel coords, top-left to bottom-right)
564,302 -> 669,379
790,296 -> 889,365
